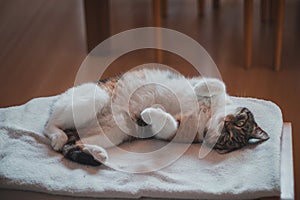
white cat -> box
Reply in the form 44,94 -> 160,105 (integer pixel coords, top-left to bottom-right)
44,69 -> 269,166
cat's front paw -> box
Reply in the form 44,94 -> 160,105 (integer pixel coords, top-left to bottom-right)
194,79 -> 225,97
141,107 -> 178,139
141,107 -> 164,125
82,145 -> 108,164
50,132 -> 68,151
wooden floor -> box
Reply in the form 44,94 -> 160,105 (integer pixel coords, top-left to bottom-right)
0,0 -> 299,198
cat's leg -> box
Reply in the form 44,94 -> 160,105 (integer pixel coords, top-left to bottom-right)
75,120 -> 132,148
141,107 -> 178,140
44,83 -> 110,151
192,78 -> 230,146
70,124 -> 132,163
203,112 -> 224,147
61,127 -> 123,165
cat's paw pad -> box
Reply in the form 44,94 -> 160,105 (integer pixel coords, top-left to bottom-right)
83,145 -> 108,164
50,132 -> 68,151
141,107 -> 165,125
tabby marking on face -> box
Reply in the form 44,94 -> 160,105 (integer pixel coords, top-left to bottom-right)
213,107 -> 269,153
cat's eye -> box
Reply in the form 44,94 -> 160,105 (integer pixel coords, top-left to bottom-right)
234,112 -> 248,127
235,120 -> 246,127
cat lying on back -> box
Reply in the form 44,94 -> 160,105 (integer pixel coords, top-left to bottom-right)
44,69 -> 269,166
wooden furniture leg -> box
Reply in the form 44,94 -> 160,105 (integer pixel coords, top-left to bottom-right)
275,0 -> 285,71
261,0 -> 268,22
213,0 -> 220,9
161,0 -> 168,18
153,0 -> 163,63
198,0 -> 205,17
271,0 -> 277,21
244,0 -> 253,69
153,0 -> 162,27
84,0 -> 110,53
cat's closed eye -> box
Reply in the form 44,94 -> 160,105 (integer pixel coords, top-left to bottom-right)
234,119 -> 246,127
233,113 -> 248,127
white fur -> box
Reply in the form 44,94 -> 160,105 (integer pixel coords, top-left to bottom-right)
44,125 -> 68,151
44,83 -> 109,151
44,69 -> 231,162
141,107 -> 178,139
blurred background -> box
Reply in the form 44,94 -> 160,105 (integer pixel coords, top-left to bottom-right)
0,0 -> 299,198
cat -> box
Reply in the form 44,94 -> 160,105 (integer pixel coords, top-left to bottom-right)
44,69 -> 269,166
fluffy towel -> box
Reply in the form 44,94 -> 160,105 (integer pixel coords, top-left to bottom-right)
0,96 -> 282,199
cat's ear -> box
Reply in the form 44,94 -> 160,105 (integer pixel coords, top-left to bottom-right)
250,126 -> 269,141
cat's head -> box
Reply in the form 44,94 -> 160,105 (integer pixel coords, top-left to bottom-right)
205,107 -> 269,153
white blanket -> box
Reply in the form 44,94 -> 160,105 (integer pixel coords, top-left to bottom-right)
0,96 -> 282,199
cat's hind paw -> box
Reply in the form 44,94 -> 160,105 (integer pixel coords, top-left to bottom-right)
82,144 -> 108,164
